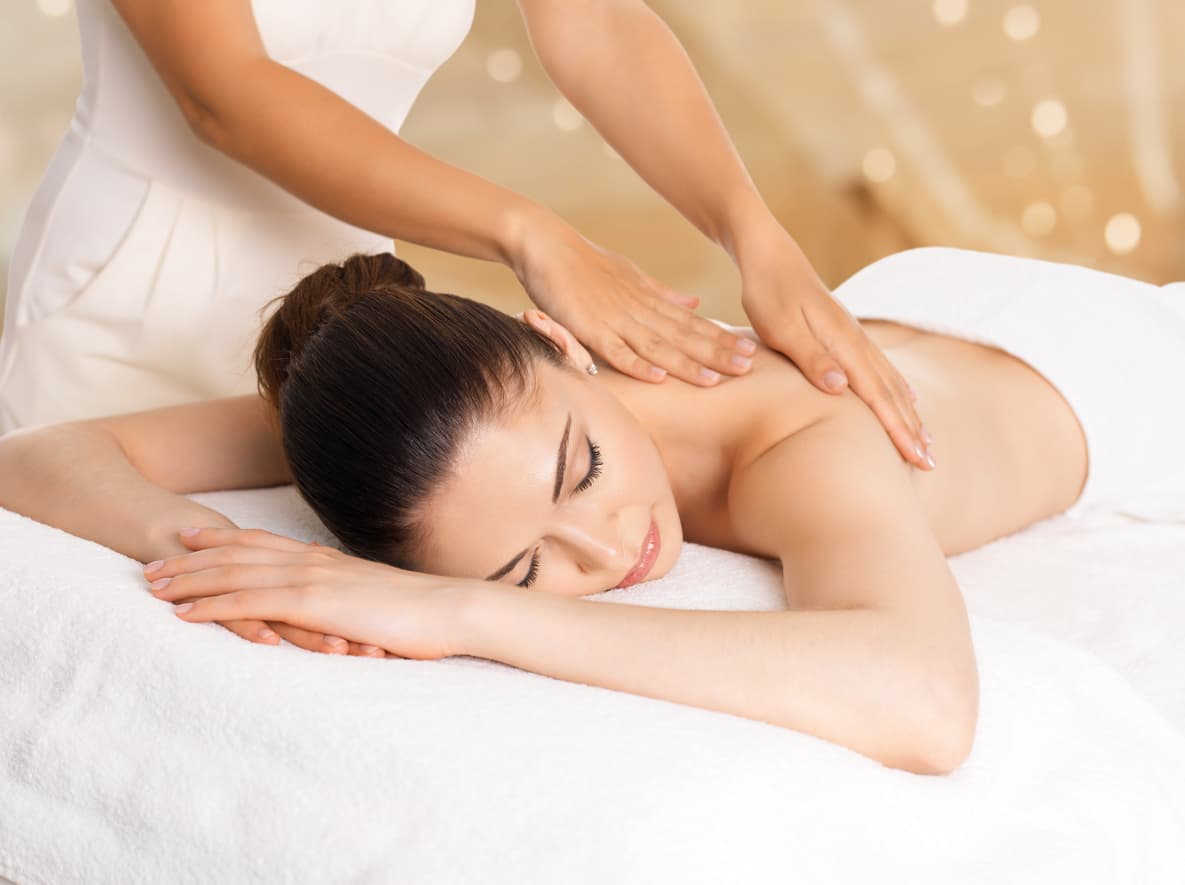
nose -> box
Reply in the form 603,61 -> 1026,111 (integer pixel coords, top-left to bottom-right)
552,512 -> 629,574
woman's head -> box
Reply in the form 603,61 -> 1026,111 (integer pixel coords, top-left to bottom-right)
255,253 -> 681,595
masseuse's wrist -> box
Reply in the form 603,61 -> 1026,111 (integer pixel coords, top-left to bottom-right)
712,192 -> 785,267
499,200 -> 583,282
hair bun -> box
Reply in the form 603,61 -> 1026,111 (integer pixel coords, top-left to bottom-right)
254,252 -> 426,407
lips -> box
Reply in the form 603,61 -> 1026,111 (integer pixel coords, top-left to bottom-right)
613,516 -> 661,589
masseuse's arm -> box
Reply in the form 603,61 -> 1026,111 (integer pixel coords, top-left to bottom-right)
518,0 -> 933,469
108,0 -> 751,387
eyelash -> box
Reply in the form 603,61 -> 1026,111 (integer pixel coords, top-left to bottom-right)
518,552 -> 540,588
518,440 -> 603,588
574,442 -> 603,494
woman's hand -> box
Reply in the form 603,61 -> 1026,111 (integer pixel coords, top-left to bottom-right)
511,215 -> 757,386
737,230 -> 934,470
143,527 -> 480,660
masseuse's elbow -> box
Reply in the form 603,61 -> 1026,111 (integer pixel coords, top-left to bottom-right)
177,91 -> 235,153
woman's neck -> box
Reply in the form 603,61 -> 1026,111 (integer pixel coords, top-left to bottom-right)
595,347 -> 824,533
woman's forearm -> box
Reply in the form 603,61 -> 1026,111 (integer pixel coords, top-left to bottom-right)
0,424 -> 235,563
463,586 -> 974,774
521,0 -> 780,263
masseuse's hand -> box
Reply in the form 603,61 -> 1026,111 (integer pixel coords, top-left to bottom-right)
145,527 -> 479,660
738,229 -> 935,470
513,218 -> 758,386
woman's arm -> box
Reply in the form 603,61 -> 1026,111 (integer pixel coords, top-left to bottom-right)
0,396 -> 325,649
463,401 -> 978,773
107,0 -> 752,387
0,396 -> 287,564
153,398 -> 976,773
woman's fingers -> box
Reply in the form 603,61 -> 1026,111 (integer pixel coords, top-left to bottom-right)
214,618 -> 281,645
144,542 -> 313,581
267,621 -> 352,654
176,526 -> 322,554
172,587 -> 315,626
348,641 -> 387,658
148,563 -> 312,601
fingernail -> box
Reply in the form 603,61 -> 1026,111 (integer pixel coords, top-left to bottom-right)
259,628 -> 278,641
143,560 -> 164,574
174,602 -> 193,614
914,444 -> 926,460
926,452 -> 937,469
736,338 -> 757,355
149,577 -> 171,592
649,366 -> 667,381
179,527 -> 200,538
921,427 -> 934,445
823,370 -> 846,391
730,354 -> 752,371
362,645 -> 383,657
699,367 -> 721,383
325,636 -> 348,651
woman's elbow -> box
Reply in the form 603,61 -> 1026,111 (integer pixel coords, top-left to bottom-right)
913,670 -> 980,775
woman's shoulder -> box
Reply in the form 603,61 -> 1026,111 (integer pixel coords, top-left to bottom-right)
726,384 -> 920,562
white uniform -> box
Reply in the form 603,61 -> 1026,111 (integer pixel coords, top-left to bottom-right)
0,0 -> 475,432
833,247 -> 1185,524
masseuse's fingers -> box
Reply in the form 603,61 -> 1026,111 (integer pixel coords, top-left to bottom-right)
516,231 -> 754,385
844,341 -> 935,469
756,301 -> 933,470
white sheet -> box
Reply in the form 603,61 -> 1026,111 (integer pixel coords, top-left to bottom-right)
1,487 -> 1183,885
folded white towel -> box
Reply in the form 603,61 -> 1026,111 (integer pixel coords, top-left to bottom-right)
1,487 -> 1183,884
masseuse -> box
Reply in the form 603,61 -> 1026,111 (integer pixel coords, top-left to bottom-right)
1,0 -> 932,465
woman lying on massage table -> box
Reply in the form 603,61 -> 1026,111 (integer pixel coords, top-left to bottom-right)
1,251 -> 1108,776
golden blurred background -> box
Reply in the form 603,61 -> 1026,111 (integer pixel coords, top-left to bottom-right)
2,0 -> 1183,330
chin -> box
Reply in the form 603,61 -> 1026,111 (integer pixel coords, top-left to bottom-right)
653,502 -> 684,580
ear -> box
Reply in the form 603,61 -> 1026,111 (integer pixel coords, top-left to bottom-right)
520,309 -> 596,373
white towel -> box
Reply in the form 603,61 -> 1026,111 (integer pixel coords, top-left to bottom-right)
1,487 -> 1184,884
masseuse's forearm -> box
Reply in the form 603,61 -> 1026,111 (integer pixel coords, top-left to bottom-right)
187,58 -> 552,267
464,588 -> 971,774
521,0 -> 781,263
0,425 -> 234,564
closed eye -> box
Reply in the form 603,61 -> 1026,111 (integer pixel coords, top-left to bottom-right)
516,439 -> 600,588
517,550 -> 540,588
574,440 -> 602,493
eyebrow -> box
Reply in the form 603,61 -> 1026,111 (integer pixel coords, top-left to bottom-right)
484,412 -> 572,581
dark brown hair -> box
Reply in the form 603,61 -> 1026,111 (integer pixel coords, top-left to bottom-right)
254,252 -> 565,567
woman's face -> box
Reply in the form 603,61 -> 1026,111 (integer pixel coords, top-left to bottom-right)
416,359 -> 683,596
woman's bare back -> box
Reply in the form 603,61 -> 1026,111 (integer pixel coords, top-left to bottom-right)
606,318 -> 1089,558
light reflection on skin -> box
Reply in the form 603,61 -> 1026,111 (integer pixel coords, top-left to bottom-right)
416,355 -> 684,597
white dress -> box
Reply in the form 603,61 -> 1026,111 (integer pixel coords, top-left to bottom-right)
0,0 -> 475,433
